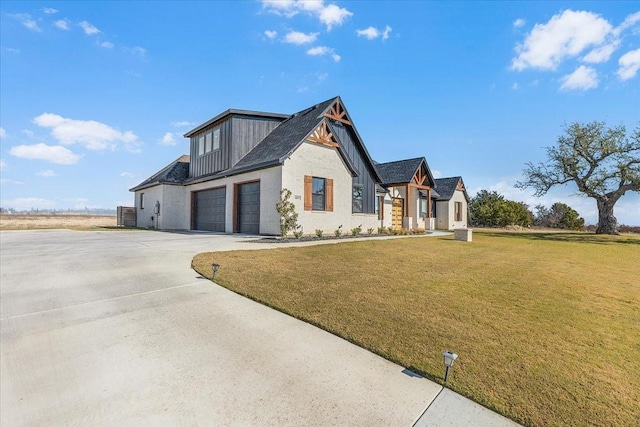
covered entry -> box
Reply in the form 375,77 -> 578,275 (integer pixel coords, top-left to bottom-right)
236,181 -> 260,234
193,187 -> 226,232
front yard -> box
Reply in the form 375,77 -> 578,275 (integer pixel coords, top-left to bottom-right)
192,231 -> 640,427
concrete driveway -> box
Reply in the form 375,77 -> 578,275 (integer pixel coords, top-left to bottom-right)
1,230 -> 518,426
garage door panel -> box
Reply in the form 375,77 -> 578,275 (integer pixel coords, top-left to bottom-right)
194,187 -> 226,232
238,182 -> 260,235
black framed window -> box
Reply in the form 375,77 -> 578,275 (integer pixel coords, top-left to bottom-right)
312,177 -> 326,211
352,184 -> 363,213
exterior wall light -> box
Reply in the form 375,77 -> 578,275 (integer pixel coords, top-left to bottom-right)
442,350 -> 458,382
212,263 -> 220,280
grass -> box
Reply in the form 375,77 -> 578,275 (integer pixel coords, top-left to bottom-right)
192,231 -> 640,427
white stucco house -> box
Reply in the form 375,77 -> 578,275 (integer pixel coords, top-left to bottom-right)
130,96 -> 469,234
433,177 -> 470,230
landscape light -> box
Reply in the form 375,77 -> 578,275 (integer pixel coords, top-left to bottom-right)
442,350 -> 458,382
212,263 -> 220,280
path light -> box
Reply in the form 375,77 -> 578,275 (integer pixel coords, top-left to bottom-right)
212,263 -> 220,280
442,350 -> 458,382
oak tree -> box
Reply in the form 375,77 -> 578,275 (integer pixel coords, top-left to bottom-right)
516,121 -> 640,234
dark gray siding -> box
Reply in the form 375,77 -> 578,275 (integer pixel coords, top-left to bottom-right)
189,118 -> 232,178
189,115 -> 283,179
230,116 -> 283,167
331,122 -> 377,214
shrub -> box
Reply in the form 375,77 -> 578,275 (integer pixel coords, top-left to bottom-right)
275,189 -> 299,236
351,225 -> 362,236
367,227 -> 374,235
293,226 -> 303,239
334,225 -> 343,237
315,229 -> 323,238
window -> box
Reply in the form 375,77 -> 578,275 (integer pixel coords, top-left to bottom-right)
213,128 -> 220,150
205,132 -> 212,153
455,201 -> 463,221
304,175 -> 333,211
352,184 -> 363,213
312,177 -> 326,211
198,135 -> 205,156
140,192 -> 145,209
420,197 -> 427,217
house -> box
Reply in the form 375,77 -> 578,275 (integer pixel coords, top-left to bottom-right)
375,157 -> 438,231
130,96 -> 469,234
433,177 -> 470,230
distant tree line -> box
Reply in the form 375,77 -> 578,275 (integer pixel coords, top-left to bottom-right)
0,207 -> 117,215
469,190 -> 585,230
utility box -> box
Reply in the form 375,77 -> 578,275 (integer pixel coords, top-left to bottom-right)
455,228 -> 472,242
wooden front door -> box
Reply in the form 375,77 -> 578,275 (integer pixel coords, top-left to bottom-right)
392,198 -> 404,230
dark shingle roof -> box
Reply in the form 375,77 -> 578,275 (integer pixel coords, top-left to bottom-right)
376,157 -> 425,185
434,176 -> 468,201
184,109 -> 289,138
130,155 -> 190,191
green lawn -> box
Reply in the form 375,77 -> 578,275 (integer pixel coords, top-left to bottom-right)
192,231 -> 640,427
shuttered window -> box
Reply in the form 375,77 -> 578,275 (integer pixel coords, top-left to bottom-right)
304,175 -> 333,212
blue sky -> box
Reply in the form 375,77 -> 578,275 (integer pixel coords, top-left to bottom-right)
1,1 -> 638,224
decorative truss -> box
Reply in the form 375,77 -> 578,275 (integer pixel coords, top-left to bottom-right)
413,165 -> 428,186
324,99 -> 351,125
307,121 -> 339,148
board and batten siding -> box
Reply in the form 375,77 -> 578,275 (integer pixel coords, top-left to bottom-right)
230,116 -> 283,167
330,122 -> 377,214
189,118 -> 232,178
189,115 -> 284,179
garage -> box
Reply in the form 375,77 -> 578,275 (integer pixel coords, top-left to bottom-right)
193,187 -> 226,232
237,181 -> 260,234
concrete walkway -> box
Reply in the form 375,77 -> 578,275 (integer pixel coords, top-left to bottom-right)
1,230 -> 519,426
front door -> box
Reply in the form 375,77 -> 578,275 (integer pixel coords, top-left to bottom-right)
392,198 -> 404,230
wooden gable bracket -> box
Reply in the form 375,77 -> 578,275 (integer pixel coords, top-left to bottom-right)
413,165 -> 427,186
324,99 -> 351,125
456,180 -> 465,191
307,121 -> 339,148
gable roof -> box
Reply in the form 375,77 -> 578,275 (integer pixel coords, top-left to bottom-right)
130,155 -> 190,191
376,157 -> 435,187
434,176 -> 469,202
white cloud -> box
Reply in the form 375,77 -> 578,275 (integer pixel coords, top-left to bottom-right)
582,42 -> 619,63
79,21 -> 100,35
10,13 -> 41,32
612,11 -> 640,36
1,197 -> 56,210
513,18 -> 525,28
284,31 -> 318,45
171,121 -> 194,128
22,130 -> 34,137
6,47 -> 20,53
33,113 -> 140,152
120,172 -> 135,178
54,19 -> 70,30
617,48 -> 640,81
512,82 -> 520,90
560,65 -> 599,91
43,8 -> 58,14
0,127 -> 6,138
262,1 -> 353,30
432,170 -> 442,179
264,30 -> 278,39
36,170 -> 57,177
0,160 -> 6,171
511,10 -> 612,71
9,143 -> 81,165
306,46 -> 340,62
356,25 -> 392,40
318,4 -> 352,30
0,178 -> 26,185
126,46 -> 146,56
99,41 -> 114,48
160,132 -> 176,146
